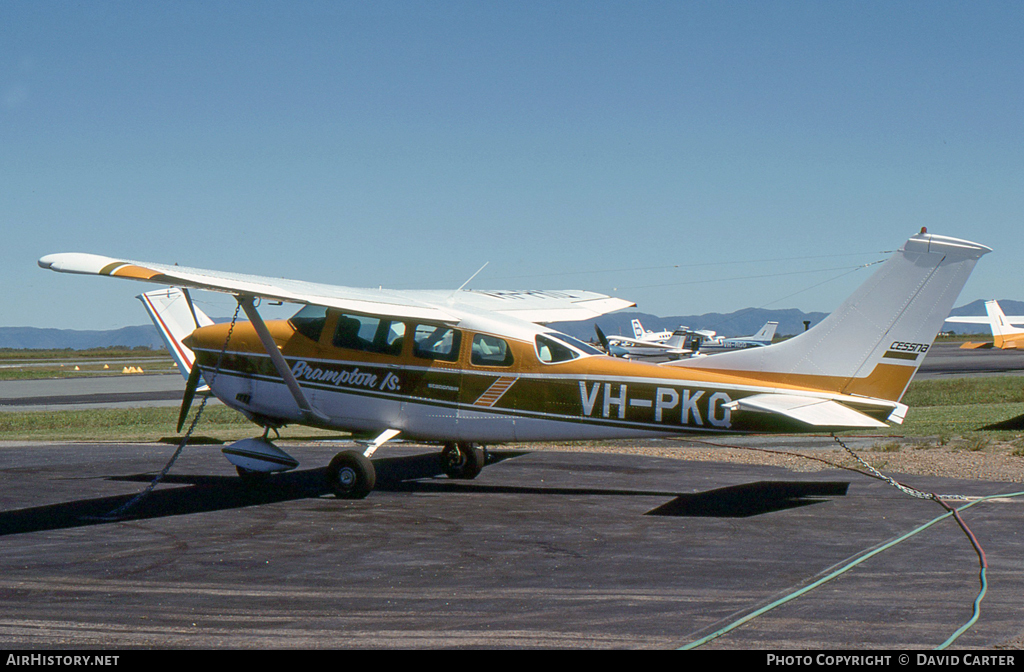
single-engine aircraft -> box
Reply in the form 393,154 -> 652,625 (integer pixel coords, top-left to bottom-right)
944,300 -> 1024,350
39,229 -> 988,498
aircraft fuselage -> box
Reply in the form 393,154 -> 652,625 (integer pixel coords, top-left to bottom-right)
185,311 -> 895,443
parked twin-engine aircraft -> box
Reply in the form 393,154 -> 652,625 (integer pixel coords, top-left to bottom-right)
599,319 -> 778,359
945,300 -> 1024,350
596,323 -> 698,358
39,229 -> 989,498
631,319 -> 673,342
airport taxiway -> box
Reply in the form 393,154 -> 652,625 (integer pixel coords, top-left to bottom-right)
0,374 -> 187,412
0,441 -> 1021,649
914,341 -> 1024,380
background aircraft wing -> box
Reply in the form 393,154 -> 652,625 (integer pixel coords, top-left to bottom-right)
40,253 -> 633,324
945,315 -> 1024,325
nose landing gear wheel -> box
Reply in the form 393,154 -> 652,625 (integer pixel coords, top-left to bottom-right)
441,442 -> 485,479
326,450 -> 376,499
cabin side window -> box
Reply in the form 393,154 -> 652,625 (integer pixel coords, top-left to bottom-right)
289,305 -> 329,342
471,334 -> 514,367
535,334 -> 579,363
333,313 -> 406,356
412,324 -> 461,362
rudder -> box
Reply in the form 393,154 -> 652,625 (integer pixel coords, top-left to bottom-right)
670,230 -> 990,402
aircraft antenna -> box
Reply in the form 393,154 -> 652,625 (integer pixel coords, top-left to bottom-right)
455,262 -> 489,294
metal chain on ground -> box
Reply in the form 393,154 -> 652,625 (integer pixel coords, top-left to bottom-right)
98,300 -> 242,520
830,433 -> 970,502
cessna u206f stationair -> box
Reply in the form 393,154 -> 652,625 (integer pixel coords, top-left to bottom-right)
40,230 -> 989,498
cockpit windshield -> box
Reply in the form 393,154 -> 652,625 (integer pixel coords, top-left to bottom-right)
289,304 -> 329,342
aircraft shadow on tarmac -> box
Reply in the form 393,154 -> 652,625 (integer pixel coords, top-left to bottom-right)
0,451 -> 849,537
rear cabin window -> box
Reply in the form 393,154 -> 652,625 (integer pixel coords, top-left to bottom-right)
412,324 -> 461,362
333,313 -> 406,356
548,332 -> 602,357
289,305 -> 329,342
535,334 -> 580,363
471,334 -> 514,367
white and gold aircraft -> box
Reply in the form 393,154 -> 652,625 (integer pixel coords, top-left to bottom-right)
945,300 -> 1024,350
39,229 -> 989,498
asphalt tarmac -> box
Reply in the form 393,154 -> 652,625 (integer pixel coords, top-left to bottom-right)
0,441 -> 1021,650
915,341 -> 1024,380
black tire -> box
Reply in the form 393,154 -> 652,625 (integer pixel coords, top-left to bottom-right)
441,442 -> 485,480
326,450 -> 376,499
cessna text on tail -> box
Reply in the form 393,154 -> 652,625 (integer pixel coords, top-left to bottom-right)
39,229 -> 989,498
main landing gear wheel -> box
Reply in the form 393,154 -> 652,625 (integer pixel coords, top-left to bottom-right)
441,442 -> 485,480
326,450 -> 376,499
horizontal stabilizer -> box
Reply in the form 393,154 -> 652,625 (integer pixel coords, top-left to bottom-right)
724,394 -> 889,429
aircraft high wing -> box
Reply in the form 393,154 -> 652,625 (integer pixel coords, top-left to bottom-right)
40,229 -> 990,499
39,253 -> 634,324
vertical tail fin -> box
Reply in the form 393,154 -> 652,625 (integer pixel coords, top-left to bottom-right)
986,300 -> 1024,348
664,326 -> 691,349
672,230 -> 990,402
631,319 -> 646,339
749,321 -> 778,343
138,287 -> 214,381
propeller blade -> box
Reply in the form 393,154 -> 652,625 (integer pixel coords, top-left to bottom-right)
594,324 -> 612,353
177,363 -> 203,432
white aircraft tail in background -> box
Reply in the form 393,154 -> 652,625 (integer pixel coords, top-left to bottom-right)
694,321 -> 778,353
747,321 -> 778,344
946,300 -> 1024,350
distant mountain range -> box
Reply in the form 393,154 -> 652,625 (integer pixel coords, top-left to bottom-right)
2,299 -> 1019,350
0,325 -> 166,350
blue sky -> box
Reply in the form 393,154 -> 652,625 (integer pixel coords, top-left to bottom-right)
4,1 -> 1022,330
